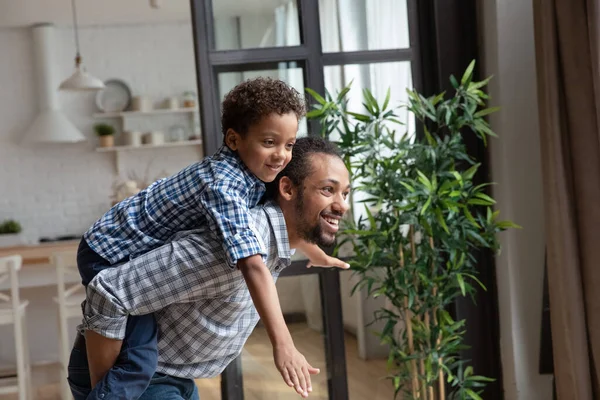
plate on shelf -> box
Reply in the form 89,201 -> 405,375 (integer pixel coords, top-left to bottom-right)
95,79 -> 132,113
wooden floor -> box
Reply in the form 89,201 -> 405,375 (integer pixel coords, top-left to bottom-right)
0,323 -> 395,400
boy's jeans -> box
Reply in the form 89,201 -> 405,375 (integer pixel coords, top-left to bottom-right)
68,332 -> 199,400
71,238 -> 159,399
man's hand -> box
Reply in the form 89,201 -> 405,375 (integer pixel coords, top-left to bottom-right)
299,242 -> 349,270
274,344 -> 320,398
306,254 -> 349,269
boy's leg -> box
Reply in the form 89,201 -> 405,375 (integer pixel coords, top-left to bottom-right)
67,332 -> 113,400
138,373 -> 200,400
68,316 -> 159,400
76,238 -> 125,386
76,238 -> 159,398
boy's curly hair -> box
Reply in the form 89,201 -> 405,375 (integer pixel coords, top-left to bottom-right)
221,77 -> 306,138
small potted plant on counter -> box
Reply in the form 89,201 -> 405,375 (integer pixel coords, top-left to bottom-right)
94,123 -> 115,148
0,219 -> 23,248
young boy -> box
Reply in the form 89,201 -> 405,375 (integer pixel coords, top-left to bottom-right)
78,78 -> 348,399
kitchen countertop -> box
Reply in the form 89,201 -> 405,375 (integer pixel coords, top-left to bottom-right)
0,240 -> 79,265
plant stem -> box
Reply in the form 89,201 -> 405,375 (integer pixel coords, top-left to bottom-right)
400,243 -> 419,399
430,236 -> 445,400
409,226 -> 427,400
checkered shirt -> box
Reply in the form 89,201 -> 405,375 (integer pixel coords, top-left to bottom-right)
82,200 -> 292,379
83,146 -> 266,267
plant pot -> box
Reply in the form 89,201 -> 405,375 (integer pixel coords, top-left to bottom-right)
99,135 -> 114,148
0,234 -> 24,248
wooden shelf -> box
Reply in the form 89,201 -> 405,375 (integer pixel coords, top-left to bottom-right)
93,107 -> 198,118
96,140 -> 203,152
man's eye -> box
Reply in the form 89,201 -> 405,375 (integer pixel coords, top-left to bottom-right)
342,192 -> 350,200
322,187 -> 334,194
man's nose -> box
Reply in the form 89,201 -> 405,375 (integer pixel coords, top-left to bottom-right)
334,194 -> 350,214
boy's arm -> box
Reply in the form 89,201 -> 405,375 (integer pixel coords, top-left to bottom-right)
296,242 -> 350,269
198,181 -> 267,268
238,255 -> 319,398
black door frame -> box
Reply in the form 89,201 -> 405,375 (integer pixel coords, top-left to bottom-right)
189,1 -> 502,399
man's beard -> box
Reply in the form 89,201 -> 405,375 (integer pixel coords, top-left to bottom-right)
294,190 -> 337,247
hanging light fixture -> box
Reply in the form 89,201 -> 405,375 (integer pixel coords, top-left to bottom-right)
59,0 -> 104,91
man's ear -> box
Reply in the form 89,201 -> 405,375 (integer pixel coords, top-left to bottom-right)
279,176 -> 295,201
225,128 -> 241,150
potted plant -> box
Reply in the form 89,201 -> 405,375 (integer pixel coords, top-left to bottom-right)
306,61 -> 519,399
0,219 -> 23,247
94,123 -> 115,148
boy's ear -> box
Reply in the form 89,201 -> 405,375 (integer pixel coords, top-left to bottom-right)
225,128 -> 242,150
279,177 -> 295,201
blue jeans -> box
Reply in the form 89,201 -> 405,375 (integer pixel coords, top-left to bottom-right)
69,332 -> 199,400
73,238 -> 159,399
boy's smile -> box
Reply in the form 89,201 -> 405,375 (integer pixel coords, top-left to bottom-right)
225,112 -> 298,182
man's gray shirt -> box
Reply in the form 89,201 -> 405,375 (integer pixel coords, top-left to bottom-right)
82,200 -> 292,379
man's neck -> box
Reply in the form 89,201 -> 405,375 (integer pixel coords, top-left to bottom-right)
278,199 -> 301,249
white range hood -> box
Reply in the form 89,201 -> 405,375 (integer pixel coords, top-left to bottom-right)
22,23 -> 86,143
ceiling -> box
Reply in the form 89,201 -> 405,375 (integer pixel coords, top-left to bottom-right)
0,0 -> 290,28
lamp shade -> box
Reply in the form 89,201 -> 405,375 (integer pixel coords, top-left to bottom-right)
59,65 -> 105,91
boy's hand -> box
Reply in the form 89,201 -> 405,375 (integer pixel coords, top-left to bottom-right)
306,254 -> 350,270
274,344 -> 320,398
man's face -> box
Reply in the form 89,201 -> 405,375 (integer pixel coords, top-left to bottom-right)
294,154 -> 351,246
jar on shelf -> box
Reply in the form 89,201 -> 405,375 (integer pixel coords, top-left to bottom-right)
182,91 -> 196,108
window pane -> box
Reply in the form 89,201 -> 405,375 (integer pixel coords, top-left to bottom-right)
212,0 -> 301,50
217,65 -> 308,136
324,61 -> 414,242
319,0 -> 410,52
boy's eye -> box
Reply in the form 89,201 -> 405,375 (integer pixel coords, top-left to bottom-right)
286,142 -> 295,150
264,139 -> 275,146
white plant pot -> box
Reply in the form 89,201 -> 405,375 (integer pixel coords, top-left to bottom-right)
0,234 -> 24,248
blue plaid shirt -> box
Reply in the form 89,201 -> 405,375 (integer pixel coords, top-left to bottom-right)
83,201 -> 292,378
84,146 -> 266,267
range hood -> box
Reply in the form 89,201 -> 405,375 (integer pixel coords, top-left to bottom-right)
22,23 -> 86,143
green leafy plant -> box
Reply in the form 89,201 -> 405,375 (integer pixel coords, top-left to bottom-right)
0,219 -> 22,234
306,61 -> 518,400
94,123 -> 115,137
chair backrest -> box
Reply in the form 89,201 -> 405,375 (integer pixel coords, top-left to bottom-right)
53,251 -> 84,304
0,255 -> 23,313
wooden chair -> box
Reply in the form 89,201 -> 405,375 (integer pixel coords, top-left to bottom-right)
52,251 -> 85,400
0,255 -> 32,400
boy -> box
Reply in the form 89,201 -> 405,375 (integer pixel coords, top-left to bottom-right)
78,78 -> 348,399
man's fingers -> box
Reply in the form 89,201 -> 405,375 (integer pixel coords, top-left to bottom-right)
334,260 -> 350,269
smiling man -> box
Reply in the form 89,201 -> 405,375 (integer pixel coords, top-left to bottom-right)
67,136 -> 351,400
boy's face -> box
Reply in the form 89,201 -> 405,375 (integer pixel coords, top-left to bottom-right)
226,112 -> 298,182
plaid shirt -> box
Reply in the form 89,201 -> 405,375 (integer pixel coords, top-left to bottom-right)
84,146 -> 266,267
82,200 -> 292,379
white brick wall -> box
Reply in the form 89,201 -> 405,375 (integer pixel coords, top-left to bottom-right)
0,22 -> 201,242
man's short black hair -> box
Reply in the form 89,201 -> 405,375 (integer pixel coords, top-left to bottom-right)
265,136 -> 342,199
221,77 -> 306,138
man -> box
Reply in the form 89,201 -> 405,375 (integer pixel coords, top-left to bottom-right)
68,136 -> 351,400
